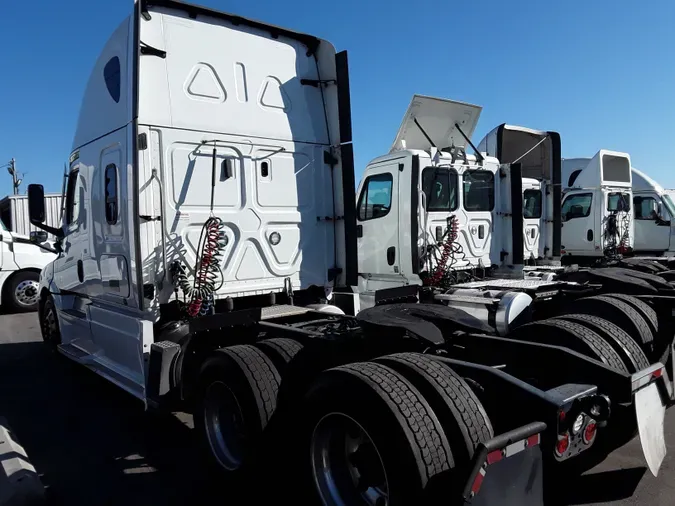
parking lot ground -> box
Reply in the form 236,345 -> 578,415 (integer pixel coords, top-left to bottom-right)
1,312 -> 675,505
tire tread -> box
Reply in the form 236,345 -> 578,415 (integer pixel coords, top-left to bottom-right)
337,361 -> 453,480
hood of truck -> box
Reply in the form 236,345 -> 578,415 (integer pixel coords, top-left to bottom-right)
390,95 -> 482,153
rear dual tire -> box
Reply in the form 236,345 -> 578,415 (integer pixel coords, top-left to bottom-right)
194,347 -> 492,505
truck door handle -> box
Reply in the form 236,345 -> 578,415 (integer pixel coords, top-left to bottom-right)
587,230 -> 593,241
356,224 -> 363,238
77,259 -> 84,283
387,247 -> 396,266
531,228 -> 535,239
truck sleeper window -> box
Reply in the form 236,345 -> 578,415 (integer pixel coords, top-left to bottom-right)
561,193 -> 592,221
358,173 -> 393,221
463,170 -> 494,212
422,167 -> 457,212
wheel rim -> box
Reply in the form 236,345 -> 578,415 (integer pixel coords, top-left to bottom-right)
15,279 -> 39,307
311,413 -> 389,506
203,381 -> 247,471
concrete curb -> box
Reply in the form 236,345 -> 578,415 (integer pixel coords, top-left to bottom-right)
0,417 -> 45,506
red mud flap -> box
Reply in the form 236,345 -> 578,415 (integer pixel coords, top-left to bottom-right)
461,421 -> 546,506
631,363 -> 671,476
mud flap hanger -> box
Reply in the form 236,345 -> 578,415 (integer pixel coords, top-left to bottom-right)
631,362 -> 674,402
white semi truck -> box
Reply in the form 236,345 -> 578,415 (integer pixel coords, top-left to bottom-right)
357,97 -> 675,477
0,219 -> 55,311
555,153 -> 675,260
25,3 -> 674,505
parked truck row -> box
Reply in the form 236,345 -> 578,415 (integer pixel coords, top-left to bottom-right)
22,1 -> 675,505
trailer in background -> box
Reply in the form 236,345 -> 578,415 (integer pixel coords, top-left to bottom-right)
0,193 -> 62,240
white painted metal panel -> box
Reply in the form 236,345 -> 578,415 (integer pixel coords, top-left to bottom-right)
0,194 -> 62,240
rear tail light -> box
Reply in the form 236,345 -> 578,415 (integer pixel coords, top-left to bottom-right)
555,433 -> 569,456
583,421 -> 597,444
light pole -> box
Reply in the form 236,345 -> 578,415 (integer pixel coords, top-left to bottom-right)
5,159 -> 22,195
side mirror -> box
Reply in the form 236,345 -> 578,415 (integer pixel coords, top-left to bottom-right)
27,183 -> 64,239
28,184 -> 46,223
30,230 -> 48,243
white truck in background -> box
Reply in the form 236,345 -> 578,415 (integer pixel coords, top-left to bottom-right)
357,96 -> 675,479
631,168 -> 675,256
559,150 -> 633,263
0,219 -> 55,311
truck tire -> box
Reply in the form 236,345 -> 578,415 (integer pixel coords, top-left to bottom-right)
376,352 -> 493,462
570,295 -> 653,354
303,361 -> 454,505
4,270 -> 40,312
194,344 -> 281,475
510,319 -> 627,372
39,296 -> 61,350
255,338 -> 304,373
552,314 -> 650,373
602,293 -> 659,340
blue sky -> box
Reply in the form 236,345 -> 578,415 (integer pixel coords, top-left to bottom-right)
0,0 -> 673,196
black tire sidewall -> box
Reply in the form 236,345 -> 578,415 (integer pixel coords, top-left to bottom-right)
40,296 -> 61,348
193,353 -> 267,477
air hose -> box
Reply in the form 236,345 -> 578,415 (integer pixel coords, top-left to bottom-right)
170,141 -> 227,316
425,215 -> 465,287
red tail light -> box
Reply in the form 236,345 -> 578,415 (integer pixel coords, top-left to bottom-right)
583,422 -> 597,444
555,433 -> 569,456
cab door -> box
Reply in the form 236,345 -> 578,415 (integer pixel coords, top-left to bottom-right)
357,164 -> 400,280
54,167 -> 88,294
560,191 -> 596,256
634,193 -> 671,252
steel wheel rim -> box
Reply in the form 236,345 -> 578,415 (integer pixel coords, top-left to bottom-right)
15,280 -> 39,307
311,412 -> 389,506
203,381 -> 247,471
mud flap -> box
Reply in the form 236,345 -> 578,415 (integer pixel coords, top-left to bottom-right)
631,364 -> 670,476
461,422 -> 546,506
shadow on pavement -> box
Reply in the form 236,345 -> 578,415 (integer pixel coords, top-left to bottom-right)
554,467 -> 647,505
0,340 -> 258,505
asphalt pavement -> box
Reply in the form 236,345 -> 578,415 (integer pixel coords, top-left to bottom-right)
1,312 -> 675,505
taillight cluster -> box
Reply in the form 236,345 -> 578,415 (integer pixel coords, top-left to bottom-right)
554,410 -> 597,460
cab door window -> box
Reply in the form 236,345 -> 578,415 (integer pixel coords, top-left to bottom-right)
634,196 -> 659,220
357,173 -> 393,221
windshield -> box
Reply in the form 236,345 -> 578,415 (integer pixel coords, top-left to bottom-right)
422,167 -> 458,212
463,170 -> 495,212
663,194 -> 675,217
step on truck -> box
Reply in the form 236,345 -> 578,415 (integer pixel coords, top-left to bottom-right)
26,3 -> 672,505
356,95 -> 675,478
